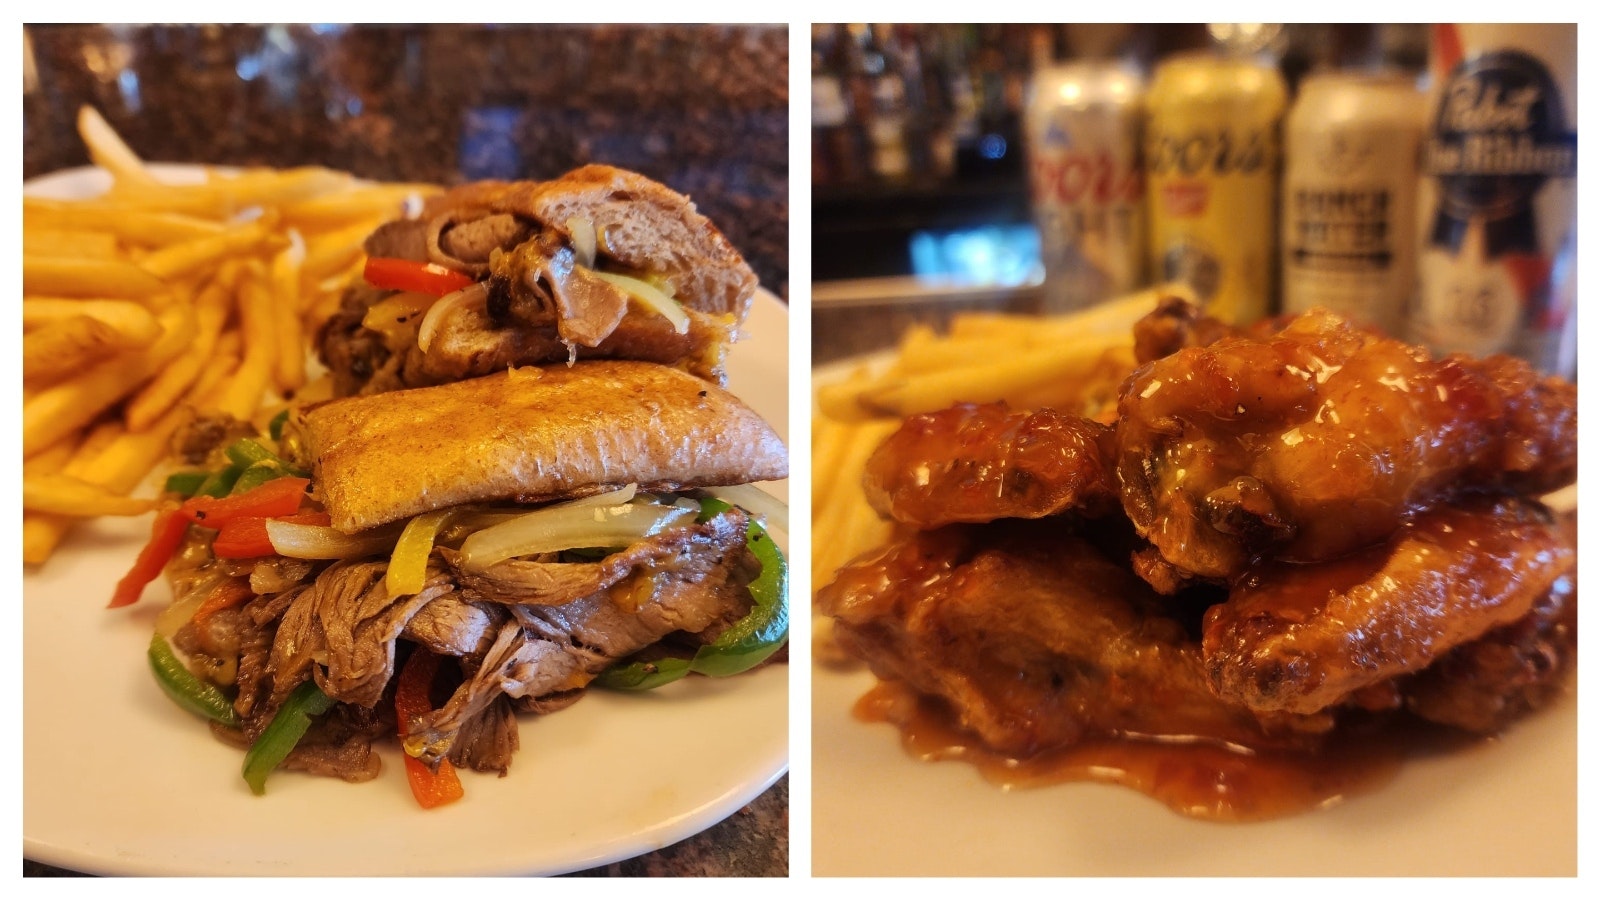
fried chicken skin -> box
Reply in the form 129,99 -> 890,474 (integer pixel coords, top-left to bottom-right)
819,521 -> 1332,757
862,403 -> 1118,529
1202,496 -> 1575,715
1116,306 -> 1577,581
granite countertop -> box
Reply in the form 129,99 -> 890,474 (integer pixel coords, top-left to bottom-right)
23,23 -> 788,878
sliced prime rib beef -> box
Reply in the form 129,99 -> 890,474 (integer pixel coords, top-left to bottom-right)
217,507 -> 755,777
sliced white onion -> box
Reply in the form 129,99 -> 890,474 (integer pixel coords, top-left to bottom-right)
706,483 -> 789,534
566,216 -> 597,269
416,281 -> 487,353
588,270 -> 689,335
458,501 -> 693,573
267,520 -> 403,560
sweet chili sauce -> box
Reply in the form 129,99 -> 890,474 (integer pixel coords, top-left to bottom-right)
853,680 -> 1475,822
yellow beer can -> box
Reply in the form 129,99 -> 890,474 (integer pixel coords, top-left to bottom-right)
1145,53 -> 1288,323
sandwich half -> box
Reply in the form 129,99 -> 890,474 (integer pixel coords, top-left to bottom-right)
319,165 -> 760,397
119,360 -> 788,802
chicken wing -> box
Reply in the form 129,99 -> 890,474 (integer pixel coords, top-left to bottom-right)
1202,496 -> 1575,715
862,403 -> 1118,529
1116,305 -> 1577,581
818,520 -> 1332,757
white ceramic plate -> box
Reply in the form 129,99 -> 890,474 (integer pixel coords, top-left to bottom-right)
22,166 -> 789,877
810,359 -> 1575,877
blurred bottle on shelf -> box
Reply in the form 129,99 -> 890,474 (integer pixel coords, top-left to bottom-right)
1411,23 -> 1576,376
1281,70 -> 1426,336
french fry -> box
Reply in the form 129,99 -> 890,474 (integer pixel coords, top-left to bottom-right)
22,298 -> 163,344
123,272 -> 234,430
23,473 -> 161,517
23,227 -> 121,259
22,400 -> 195,565
24,198 -> 227,246
816,363 -> 893,423
23,255 -> 167,299
77,105 -> 159,186
107,166 -> 356,218
269,236 -> 308,392
139,218 -> 281,281
22,305 -> 197,457
854,332 -> 1128,417
279,183 -> 436,232
300,218 -> 381,286
21,432 -> 81,477
811,419 -> 897,587
23,314 -> 158,384
214,263 -> 278,420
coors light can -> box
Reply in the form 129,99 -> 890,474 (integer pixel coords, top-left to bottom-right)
1282,71 -> 1426,336
1145,53 -> 1288,324
1023,61 -> 1146,312
1413,23 -> 1577,374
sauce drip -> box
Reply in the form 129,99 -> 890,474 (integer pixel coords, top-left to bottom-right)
854,681 -> 1465,822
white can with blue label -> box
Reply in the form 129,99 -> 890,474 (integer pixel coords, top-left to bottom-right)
1413,23 -> 1576,375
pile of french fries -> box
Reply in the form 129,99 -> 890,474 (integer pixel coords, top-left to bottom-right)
21,106 -> 440,565
810,285 -> 1181,595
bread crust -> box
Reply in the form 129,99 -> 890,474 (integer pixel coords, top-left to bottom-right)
300,360 -> 787,532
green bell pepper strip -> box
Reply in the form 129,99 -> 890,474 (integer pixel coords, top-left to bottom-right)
224,438 -> 279,469
230,461 -> 289,496
689,520 -> 788,677
241,680 -> 335,796
268,409 -> 291,441
163,470 -> 210,498
147,634 -> 239,727
595,508 -> 789,691
194,463 -> 243,499
593,656 -> 693,691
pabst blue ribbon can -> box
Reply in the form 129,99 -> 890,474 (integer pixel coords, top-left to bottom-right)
1282,71 -> 1426,336
1023,61 -> 1146,312
1413,23 -> 1577,374
1145,53 -> 1287,324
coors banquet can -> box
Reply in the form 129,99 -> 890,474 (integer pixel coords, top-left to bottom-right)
1145,53 -> 1288,324
1282,71 -> 1426,336
1023,61 -> 1146,312
1413,23 -> 1577,374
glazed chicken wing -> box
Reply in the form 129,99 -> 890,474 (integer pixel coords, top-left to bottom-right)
1202,496 -> 1575,715
862,403 -> 1118,529
1117,305 -> 1577,581
818,521 -> 1332,757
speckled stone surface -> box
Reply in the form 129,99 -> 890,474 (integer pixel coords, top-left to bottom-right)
22,22 -> 788,878
23,23 -> 789,297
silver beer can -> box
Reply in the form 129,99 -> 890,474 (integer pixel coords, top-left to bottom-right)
1023,61 -> 1146,312
1413,23 -> 1577,374
1282,71 -> 1426,336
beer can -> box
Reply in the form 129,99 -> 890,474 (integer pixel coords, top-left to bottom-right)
1022,61 -> 1146,312
1282,71 -> 1426,336
1413,24 -> 1577,375
1145,53 -> 1288,323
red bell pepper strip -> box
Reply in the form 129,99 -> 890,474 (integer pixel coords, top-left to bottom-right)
212,511 -> 332,559
180,476 -> 309,529
396,648 -> 465,809
108,507 -> 191,608
109,477 -> 311,609
363,257 -> 474,297
188,578 -> 256,629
